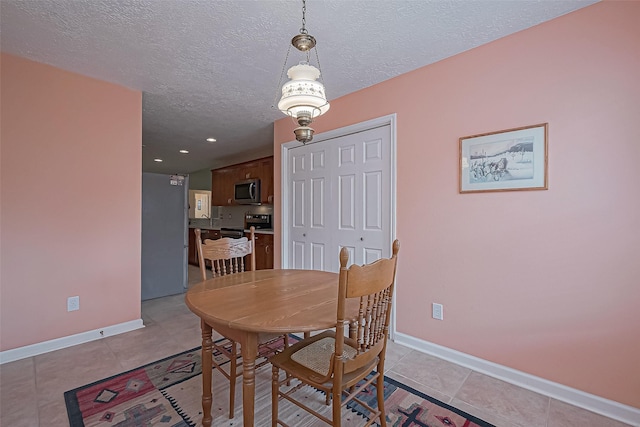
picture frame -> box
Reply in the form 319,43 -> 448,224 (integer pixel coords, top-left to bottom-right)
459,123 -> 548,193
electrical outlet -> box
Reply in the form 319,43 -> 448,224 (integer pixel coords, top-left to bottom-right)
67,296 -> 80,312
432,303 -> 443,320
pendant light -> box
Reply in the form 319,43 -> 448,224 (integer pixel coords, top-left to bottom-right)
275,0 -> 329,144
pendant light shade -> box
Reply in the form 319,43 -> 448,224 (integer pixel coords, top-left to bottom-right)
278,63 -> 330,122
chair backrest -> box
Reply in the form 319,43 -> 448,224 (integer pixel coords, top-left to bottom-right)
335,240 -> 400,377
195,227 -> 256,280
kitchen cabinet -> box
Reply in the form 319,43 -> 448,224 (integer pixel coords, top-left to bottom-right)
188,228 -> 221,266
237,159 -> 261,181
188,228 -> 197,265
210,167 -> 239,206
258,157 -> 274,204
249,232 -> 273,270
191,229 -> 271,271
238,157 -> 273,202
211,156 -> 274,205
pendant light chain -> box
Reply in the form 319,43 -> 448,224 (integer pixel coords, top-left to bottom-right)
300,0 -> 308,35
315,45 -> 325,86
301,0 -> 315,71
272,43 -> 293,109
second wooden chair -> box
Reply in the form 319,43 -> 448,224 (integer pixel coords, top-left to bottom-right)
270,240 -> 400,426
195,227 -> 288,419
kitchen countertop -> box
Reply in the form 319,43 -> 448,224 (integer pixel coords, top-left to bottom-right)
189,225 -> 273,235
248,228 -> 273,235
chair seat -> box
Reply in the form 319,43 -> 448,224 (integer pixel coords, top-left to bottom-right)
291,336 -> 358,376
271,330 -> 376,389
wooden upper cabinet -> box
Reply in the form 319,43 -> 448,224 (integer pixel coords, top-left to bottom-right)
211,156 -> 274,206
238,160 -> 261,180
210,167 -> 238,206
259,157 -> 274,204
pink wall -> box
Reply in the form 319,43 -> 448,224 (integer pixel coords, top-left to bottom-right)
274,2 -> 640,408
0,54 -> 142,351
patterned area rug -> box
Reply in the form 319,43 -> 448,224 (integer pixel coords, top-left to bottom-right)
65,338 -> 494,427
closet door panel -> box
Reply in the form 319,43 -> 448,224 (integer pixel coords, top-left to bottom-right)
287,122 -> 392,271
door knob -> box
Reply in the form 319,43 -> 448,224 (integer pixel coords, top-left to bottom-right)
360,237 -> 364,241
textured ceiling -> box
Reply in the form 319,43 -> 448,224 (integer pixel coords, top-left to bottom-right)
1,0 -> 598,174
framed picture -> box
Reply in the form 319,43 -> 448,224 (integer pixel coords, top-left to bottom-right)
459,123 -> 548,193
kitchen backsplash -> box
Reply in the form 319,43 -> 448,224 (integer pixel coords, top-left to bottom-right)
189,205 -> 273,229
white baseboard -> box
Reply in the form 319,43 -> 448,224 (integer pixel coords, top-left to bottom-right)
0,319 -> 145,364
393,332 -> 640,427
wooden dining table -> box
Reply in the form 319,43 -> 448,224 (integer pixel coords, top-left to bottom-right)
184,268 -> 358,427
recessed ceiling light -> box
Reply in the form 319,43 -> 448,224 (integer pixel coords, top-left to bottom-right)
154,158 -> 163,162
206,138 -> 217,142
179,149 -> 189,154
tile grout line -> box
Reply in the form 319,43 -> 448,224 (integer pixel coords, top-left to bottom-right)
32,355 -> 41,425
385,370 -> 455,405
102,335 -> 129,374
450,367 -> 472,401
544,397 -> 551,427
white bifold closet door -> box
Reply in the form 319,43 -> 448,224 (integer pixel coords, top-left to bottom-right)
287,124 -> 392,272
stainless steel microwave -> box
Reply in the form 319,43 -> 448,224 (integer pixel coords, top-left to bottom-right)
234,178 -> 261,204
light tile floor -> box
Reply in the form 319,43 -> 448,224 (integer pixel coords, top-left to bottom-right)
0,266 -> 633,427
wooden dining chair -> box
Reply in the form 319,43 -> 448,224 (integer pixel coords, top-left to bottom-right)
270,240 -> 400,427
195,226 -> 288,419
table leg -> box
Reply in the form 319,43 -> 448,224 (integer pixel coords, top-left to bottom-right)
201,320 -> 213,427
240,332 -> 258,427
